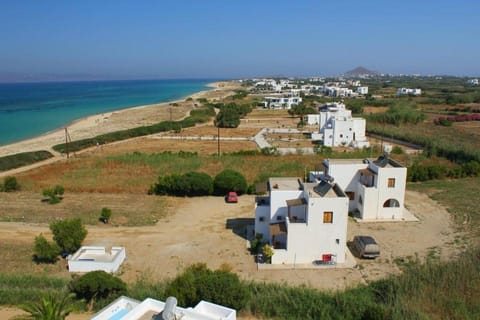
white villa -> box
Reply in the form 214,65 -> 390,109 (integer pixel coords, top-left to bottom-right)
92,296 -> 236,320
397,88 -> 422,96
321,156 -> 407,220
467,78 -> 479,85
314,102 -> 370,148
263,96 -> 302,109
356,86 -> 369,95
255,177 -> 349,264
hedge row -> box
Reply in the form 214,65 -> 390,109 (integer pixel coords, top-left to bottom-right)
408,161 -> 480,182
52,106 -> 215,153
0,150 -> 54,172
150,169 -> 248,196
434,113 -> 480,125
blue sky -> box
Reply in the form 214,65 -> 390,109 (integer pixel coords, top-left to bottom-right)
0,0 -> 479,79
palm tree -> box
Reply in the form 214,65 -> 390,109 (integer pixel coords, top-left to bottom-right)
18,292 -> 76,320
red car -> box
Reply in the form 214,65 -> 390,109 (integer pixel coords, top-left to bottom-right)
226,191 -> 238,203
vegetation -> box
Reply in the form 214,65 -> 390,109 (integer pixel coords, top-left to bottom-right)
287,103 -> 317,117
33,234 -> 60,264
69,271 -> 126,310
213,169 -> 248,195
50,218 -> 87,254
0,150 -> 53,172
1,176 -> 20,192
150,171 -> 213,196
18,292 -> 76,320
99,207 -> 112,224
367,101 -> 426,125
42,185 -> 65,204
164,264 -> 248,311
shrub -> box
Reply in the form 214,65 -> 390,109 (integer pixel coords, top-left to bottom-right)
69,271 -> 126,310
182,172 -> 214,196
42,185 -> 65,204
2,176 -> 20,192
213,169 -> 248,195
151,172 -> 213,196
50,218 -> 87,254
33,234 -> 60,263
0,150 -> 54,172
165,264 -> 248,310
99,208 -> 112,224
391,146 -> 404,154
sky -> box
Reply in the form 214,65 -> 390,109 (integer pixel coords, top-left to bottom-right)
0,0 -> 479,80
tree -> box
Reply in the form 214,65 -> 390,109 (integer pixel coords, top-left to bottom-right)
50,218 -> 87,253
215,108 -> 240,128
2,176 -> 20,192
69,271 -> 126,310
42,185 -> 65,204
19,292 -> 76,320
213,169 -> 248,195
99,208 -> 112,224
33,234 -> 60,263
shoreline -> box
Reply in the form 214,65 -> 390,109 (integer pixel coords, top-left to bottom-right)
0,81 -> 237,158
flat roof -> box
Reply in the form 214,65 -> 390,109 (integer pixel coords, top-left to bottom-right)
269,177 -> 302,191
323,158 -> 368,165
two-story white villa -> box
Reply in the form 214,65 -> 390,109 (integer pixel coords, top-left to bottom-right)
255,177 -> 349,264
317,102 -> 370,148
263,96 -> 302,109
322,156 -> 407,220
397,88 -> 422,96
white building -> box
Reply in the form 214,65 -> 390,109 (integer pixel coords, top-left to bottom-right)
263,96 -> 302,109
318,102 -> 370,148
397,88 -> 422,96
322,155 -> 407,220
67,246 -> 126,273
467,79 -> 479,85
255,177 -> 349,265
92,296 -> 236,320
305,114 -> 320,125
356,86 -> 369,95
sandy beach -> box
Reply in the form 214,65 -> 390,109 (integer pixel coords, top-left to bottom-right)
0,81 -> 240,160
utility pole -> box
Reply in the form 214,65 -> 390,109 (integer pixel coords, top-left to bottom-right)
65,127 -> 69,159
217,126 -> 220,156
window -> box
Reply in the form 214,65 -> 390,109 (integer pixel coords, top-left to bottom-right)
388,178 -> 396,188
323,211 -> 333,223
345,191 -> 355,201
259,217 -> 265,222
359,196 -> 363,205
276,216 -> 283,221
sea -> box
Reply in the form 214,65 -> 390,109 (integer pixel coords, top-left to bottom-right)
0,79 -> 211,146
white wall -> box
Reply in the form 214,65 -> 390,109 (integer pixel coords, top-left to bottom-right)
68,246 -> 126,273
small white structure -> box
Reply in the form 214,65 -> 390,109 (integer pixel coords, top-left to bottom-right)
356,86 -> 369,95
467,79 -> 479,85
67,246 -> 126,273
305,114 -> 320,125
318,102 -> 370,148
92,296 -> 236,320
397,88 -> 422,96
322,155 -> 407,220
263,96 -> 302,109
255,177 -> 348,265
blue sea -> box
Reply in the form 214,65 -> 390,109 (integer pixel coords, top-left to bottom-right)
0,79 -> 210,146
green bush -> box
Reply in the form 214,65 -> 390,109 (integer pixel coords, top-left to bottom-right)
42,185 -> 65,204
213,169 -> 248,195
391,146 -> 404,154
2,176 -> 20,192
0,150 -> 53,172
165,264 -> 248,310
50,218 -> 87,253
33,234 -> 60,263
69,271 -> 126,310
99,208 -> 112,224
151,172 -> 213,196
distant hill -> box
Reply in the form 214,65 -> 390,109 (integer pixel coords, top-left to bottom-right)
344,66 -> 379,77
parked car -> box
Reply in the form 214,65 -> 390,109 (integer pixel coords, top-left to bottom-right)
352,235 -> 380,259
225,191 -> 238,203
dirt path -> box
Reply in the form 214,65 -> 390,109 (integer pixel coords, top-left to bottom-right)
0,190 -> 461,291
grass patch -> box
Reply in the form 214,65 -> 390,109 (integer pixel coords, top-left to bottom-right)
0,151 -> 53,172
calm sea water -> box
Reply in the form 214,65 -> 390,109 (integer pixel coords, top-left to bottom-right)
0,79 -> 210,146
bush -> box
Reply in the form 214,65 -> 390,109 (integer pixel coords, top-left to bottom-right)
165,264 -> 248,310
42,185 -> 65,204
0,150 -> 54,172
2,176 -> 20,192
33,234 -> 60,263
213,169 -> 248,195
69,271 -> 126,310
99,208 -> 112,224
50,218 -> 87,254
151,172 -> 213,196
391,146 -> 404,154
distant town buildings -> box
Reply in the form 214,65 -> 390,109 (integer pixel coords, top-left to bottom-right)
396,88 -> 422,96
467,78 -> 479,85
312,102 -> 370,148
